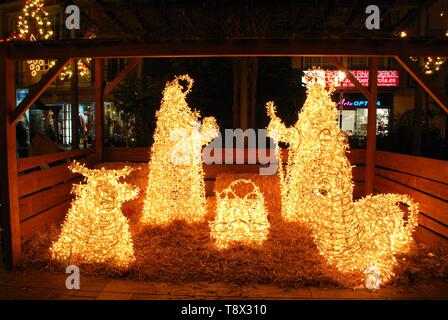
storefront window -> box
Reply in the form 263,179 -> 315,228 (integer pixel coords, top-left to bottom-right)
337,93 -> 392,148
104,103 -> 136,147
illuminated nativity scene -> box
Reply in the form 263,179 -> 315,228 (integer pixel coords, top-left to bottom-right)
13,74 -> 445,293
1,0 -> 447,301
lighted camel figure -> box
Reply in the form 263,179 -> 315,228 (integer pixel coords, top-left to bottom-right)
141,75 -> 219,225
266,80 -> 419,284
50,162 -> 139,268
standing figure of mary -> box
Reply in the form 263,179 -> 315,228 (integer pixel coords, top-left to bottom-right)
141,75 -> 219,225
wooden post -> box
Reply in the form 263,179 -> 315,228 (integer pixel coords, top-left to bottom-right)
365,57 -> 378,195
232,59 -> 240,129
95,59 -> 104,163
0,49 -> 22,268
71,57 -> 79,150
239,58 -> 249,131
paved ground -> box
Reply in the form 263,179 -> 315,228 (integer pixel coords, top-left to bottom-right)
0,267 -> 447,300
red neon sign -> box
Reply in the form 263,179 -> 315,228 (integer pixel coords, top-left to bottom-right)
304,70 -> 400,88
327,70 -> 399,88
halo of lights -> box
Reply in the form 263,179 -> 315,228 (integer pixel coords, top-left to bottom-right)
141,75 -> 219,225
210,179 -> 270,249
50,162 -> 139,268
266,78 -> 419,286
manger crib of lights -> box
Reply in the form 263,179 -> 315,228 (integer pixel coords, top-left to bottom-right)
210,179 -> 270,250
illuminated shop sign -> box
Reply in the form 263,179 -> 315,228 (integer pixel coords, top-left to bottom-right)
303,70 -> 399,88
338,99 -> 382,108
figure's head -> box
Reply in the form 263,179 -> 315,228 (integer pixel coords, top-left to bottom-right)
161,74 -> 194,112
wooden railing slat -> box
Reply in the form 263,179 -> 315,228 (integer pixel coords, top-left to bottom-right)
18,164 -> 77,198
376,151 -> 448,185
17,148 -> 95,172
418,214 -> 448,239
376,168 -> 448,201
20,201 -> 70,243
375,175 -> 448,226
19,181 -> 78,222
18,156 -> 95,198
415,225 -> 448,250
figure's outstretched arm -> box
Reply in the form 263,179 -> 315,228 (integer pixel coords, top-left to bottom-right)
119,182 -> 140,203
266,102 -> 296,145
200,116 -> 220,146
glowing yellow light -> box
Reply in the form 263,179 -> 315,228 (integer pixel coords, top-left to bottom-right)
50,162 -> 139,268
141,75 -> 219,225
59,58 -> 92,81
423,56 -> 447,75
266,77 -> 419,286
18,0 -> 54,77
210,179 -> 270,249
399,31 -> 407,38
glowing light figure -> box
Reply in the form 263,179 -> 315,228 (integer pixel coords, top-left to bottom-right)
210,179 -> 270,249
50,162 -> 138,268
266,76 -> 419,286
141,75 -> 219,225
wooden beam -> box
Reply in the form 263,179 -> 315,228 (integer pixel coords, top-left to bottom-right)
95,59 -> 105,163
71,57 -> 80,150
0,48 -> 22,268
91,0 -> 127,33
103,58 -> 141,99
17,148 -> 95,172
9,59 -> 69,124
4,38 -> 448,60
365,57 -> 378,195
395,56 -> 448,114
330,57 -> 371,99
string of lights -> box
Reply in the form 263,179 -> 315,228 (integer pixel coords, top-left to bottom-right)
50,162 -> 139,268
210,179 -> 270,249
141,75 -> 219,225
266,77 -> 419,287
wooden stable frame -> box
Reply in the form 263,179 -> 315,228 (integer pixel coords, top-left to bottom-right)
374,152 -> 448,249
1,37 -> 448,267
17,149 -> 96,244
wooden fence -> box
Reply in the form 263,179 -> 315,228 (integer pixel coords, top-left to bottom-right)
12,147 -> 447,250
16,148 -> 95,243
103,147 -> 367,199
374,151 -> 448,249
